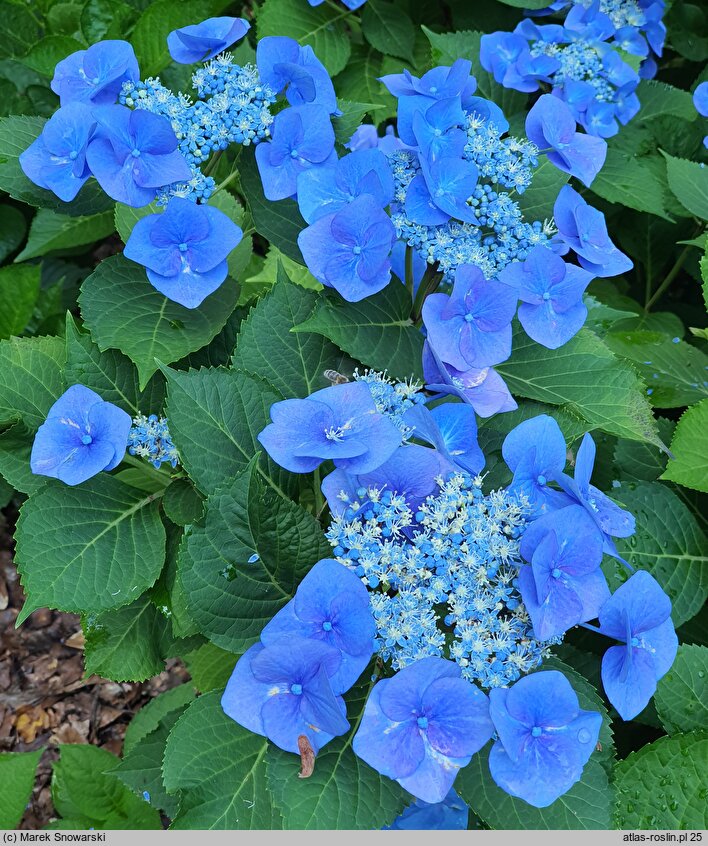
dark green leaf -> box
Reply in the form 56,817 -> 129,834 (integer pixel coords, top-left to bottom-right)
0,750 -> 41,829
361,0 -> 415,63
20,35 -> 85,77
655,644 -> 708,735
661,399 -> 708,492
662,151 -> 708,220
0,334 -> 66,429
183,641 -> 240,692
0,262 -> 40,339
0,204 -> 27,262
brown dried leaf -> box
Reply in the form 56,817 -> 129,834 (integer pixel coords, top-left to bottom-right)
297,734 -> 316,779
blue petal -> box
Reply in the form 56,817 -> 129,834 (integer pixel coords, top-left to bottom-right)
598,570 -> 672,641
601,642 -> 657,721
502,414 -> 566,476
221,643 -> 268,737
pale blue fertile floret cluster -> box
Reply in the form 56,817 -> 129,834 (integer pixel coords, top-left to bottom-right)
127,414 -> 179,469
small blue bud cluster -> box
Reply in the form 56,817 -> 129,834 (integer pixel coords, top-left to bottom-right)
530,39 -> 614,102
128,414 -> 179,469
326,472 -> 557,688
120,55 -> 276,203
353,369 -> 427,440
388,117 -> 553,281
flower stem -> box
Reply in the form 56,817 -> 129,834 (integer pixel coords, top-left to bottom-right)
644,244 -> 691,312
411,264 -> 443,322
404,245 -> 414,299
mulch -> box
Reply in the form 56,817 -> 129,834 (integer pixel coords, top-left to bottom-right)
0,504 -> 190,829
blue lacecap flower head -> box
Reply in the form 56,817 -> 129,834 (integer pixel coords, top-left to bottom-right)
222,636 -> 350,754
124,196 -> 242,307
258,380 -> 402,475
353,657 -> 493,803
260,558 -> 375,693
86,105 -> 192,207
51,40 -> 139,105
488,669 -> 602,807
30,385 -> 132,486
20,103 -> 95,202
167,17 -> 250,64
598,570 -> 677,720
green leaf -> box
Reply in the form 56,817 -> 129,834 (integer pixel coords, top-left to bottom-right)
361,0 -> 415,62
0,204 -> 27,262
655,644 -> 708,735
180,457 -> 328,652
0,1 -> 41,59
15,475 -> 166,619
16,208 -> 115,261
232,274 -> 349,399
123,684 -> 196,756
52,745 -> 161,829
19,35 -> 85,77
0,262 -> 40,339
613,482 -> 708,627
614,731 -> 708,829
457,755 -> 612,829
635,80 -> 699,123
112,707 -> 188,817
83,596 -> 172,682
294,283 -> 424,381
81,0 -> 137,44
661,399 -> 708,492
238,149 -> 306,265
239,245 -> 321,306
422,28 -> 526,115
0,750 -> 41,829
481,399 -> 591,443
114,201 -> 159,244
266,675 -> 407,829
662,151 -> 708,221
0,116 -> 114,217
590,147 -> 672,220
613,418 -> 675,482
517,157 -> 569,222
0,334 -> 66,429
0,420 -> 44,495
605,331 -> 708,409
183,641 -> 240,692
132,0 -> 230,77
64,313 -> 166,417
163,365 -> 295,498
496,0 -> 550,7
496,325 -> 662,448
257,0 -> 351,77
162,478 -> 204,526
79,255 -> 238,388
333,46 -> 396,122
333,100 -> 384,147
163,691 -> 279,829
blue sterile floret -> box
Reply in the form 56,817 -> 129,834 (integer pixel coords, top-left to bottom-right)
127,414 -> 179,470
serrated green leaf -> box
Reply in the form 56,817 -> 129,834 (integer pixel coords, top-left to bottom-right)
613,482 -> 708,627
661,399 -> 708,492
654,644 -> 708,734
124,684 -> 196,756
52,745 -> 161,829
457,755 -> 612,829
614,731 -> 708,829
613,418 -> 675,482
422,28 -> 527,115
112,707 -> 188,817
15,475 -> 166,618
180,457 -> 328,651
496,325 -> 662,448
266,675 -> 408,829
238,149 -> 306,264
64,313 -> 166,417
257,0 -> 351,76
0,334 -> 66,429
19,35 -> 85,77
162,365 -> 295,498
0,115 -> 114,217
132,0 -> 230,77
294,282 -> 424,381
480,399 -> 591,443
232,274 -> 349,398
114,201 -> 159,244
361,0 -> 415,63
635,80 -> 699,123
183,641 -> 240,692
163,691 -> 279,829
81,0 -> 137,44
0,204 -> 27,262
83,596 -> 171,682
0,750 -> 41,829
162,478 -> 204,526
239,245 -> 321,306
590,147 -> 672,220
333,46 -> 397,122
79,255 -> 238,388
605,330 -> 708,409
0,262 -> 40,339
333,100 -> 384,147
662,151 -> 708,220
0,420 -> 43,495
0,1 -> 41,59
517,156 -> 569,222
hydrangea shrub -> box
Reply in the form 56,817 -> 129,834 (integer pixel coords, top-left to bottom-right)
0,0 -> 706,833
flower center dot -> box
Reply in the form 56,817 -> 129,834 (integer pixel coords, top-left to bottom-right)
131,148 -> 141,158
417,716 -> 428,729
577,728 -> 592,743
81,434 -> 93,445
290,149 -> 299,158
353,245 -> 362,255
542,292 -> 551,301
537,474 -> 547,486
531,726 -> 543,737
178,242 -> 188,252
551,568 -> 562,579
69,151 -> 78,161
630,636 -> 640,648
290,683 -> 303,695
92,77 -> 100,84
464,313 -> 475,323
322,621 -> 333,631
